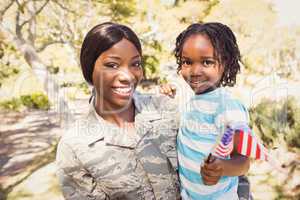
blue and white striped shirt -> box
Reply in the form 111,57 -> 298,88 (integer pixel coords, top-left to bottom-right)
177,87 -> 250,200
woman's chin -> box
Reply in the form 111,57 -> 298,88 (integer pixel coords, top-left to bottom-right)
109,92 -> 134,111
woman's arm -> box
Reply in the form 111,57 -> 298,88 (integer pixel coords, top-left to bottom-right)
56,140 -> 108,200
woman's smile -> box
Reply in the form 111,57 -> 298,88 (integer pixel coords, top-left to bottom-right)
111,85 -> 134,97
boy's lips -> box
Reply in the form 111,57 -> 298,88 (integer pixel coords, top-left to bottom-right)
189,80 -> 203,84
188,79 -> 207,86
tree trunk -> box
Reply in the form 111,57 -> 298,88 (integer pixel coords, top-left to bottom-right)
12,33 -> 74,125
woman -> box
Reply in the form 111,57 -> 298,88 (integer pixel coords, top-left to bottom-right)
56,22 -> 180,200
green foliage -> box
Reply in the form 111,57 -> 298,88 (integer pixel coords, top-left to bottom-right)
0,98 -> 22,111
202,0 -> 220,18
0,39 -> 20,87
21,93 -> 50,110
141,39 -> 163,80
249,97 -> 300,149
147,40 -> 162,52
60,81 -> 90,95
0,93 -> 50,111
60,82 -> 75,87
282,98 -> 300,149
158,76 -> 168,84
46,65 -> 59,74
78,82 -> 90,95
97,0 -> 137,22
142,55 -> 160,80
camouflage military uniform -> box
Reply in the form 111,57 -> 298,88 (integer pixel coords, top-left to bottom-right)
56,93 -> 181,200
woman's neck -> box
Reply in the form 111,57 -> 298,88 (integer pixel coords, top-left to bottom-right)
94,98 -> 135,127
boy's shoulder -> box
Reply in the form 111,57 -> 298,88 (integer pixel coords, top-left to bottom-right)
214,88 -> 250,126
209,88 -> 247,110
190,88 -> 243,113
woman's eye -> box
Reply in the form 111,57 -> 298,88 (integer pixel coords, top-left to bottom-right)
132,61 -> 142,68
104,63 -> 118,69
182,60 -> 192,66
202,60 -> 216,67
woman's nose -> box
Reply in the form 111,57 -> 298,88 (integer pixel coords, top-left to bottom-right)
118,67 -> 134,83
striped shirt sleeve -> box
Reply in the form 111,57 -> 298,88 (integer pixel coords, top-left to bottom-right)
215,98 -> 250,133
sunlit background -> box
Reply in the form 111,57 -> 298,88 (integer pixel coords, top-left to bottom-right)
0,0 -> 299,199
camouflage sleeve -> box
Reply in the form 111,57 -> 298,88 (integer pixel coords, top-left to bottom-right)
154,95 -> 181,127
56,140 -> 108,200
151,95 -> 180,171
238,175 -> 253,200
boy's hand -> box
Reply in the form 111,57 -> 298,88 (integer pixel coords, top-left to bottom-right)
159,84 -> 176,98
201,155 -> 224,185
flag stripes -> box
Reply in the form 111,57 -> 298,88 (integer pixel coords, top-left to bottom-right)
213,127 -> 270,162
236,129 -> 269,161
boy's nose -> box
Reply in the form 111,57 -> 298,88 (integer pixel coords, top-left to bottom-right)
190,63 -> 203,75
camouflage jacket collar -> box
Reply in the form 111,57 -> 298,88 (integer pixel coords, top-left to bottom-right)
86,92 -> 161,148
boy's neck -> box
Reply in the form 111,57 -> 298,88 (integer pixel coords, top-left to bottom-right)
195,86 -> 219,95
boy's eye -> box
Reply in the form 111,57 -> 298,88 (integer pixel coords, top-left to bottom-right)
182,60 -> 193,66
104,62 -> 119,69
202,60 -> 216,67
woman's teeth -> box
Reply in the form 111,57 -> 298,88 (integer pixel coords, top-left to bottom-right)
113,87 -> 132,94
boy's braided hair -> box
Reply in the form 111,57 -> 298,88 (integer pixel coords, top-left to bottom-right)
174,22 -> 242,87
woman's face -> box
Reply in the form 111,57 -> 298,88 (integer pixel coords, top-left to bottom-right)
92,38 -> 143,112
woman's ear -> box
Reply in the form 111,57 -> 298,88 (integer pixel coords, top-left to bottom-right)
89,87 -> 96,104
139,69 -> 144,83
177,68 -> 182,75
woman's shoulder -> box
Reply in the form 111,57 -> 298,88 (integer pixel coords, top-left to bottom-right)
134,92 -> 178,113
58,110 -> 105,148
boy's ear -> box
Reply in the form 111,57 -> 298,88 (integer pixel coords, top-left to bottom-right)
219,64 -> 225,75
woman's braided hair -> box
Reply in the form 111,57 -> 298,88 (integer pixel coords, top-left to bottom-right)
174,22 -> 242,87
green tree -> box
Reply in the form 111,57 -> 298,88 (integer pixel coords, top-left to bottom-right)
97,0 -> 137,22
0,0 -> 138,114
0,34 -> 20,87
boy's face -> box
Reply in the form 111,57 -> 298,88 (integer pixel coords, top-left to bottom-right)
180,34 -> 224,94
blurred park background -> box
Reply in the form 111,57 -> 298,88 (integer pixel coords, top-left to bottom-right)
0,0 -> 299,199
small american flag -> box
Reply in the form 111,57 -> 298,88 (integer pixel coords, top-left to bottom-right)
236,129 -> 269,161
213,126 -> 235,157
210,125 -> 285,173
212,125 -> 269,161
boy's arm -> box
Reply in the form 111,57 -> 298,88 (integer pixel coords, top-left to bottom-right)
201,156 -> 250,185
215,154 -> 250,177
220,132 -> 250,176
201,133 -> 250,184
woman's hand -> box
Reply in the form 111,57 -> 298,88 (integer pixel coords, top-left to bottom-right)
159,84 -> 176,98
200,155 -> 224,185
